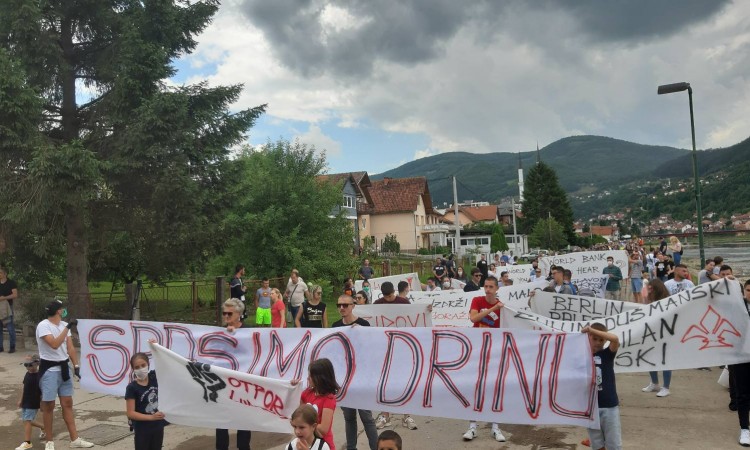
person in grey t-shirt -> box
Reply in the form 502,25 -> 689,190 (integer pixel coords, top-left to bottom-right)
629,252 -> 644,303
698,260 -> 717,284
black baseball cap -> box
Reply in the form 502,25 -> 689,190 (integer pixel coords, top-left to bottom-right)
45,300 -> 64,316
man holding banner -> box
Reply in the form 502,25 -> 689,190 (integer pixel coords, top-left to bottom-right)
331,295 -> 380,450
463,275 -> 506,443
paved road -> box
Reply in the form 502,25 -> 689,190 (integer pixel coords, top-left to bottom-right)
0,337 -> 741,449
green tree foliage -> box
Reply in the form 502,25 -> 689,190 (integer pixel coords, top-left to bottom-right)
0,1 -> 265,314
529,217 -> 568,250
521,162 -> 575,242
213,140 -> 356,282
490,223 -> 509,253
381,233 -> 401,254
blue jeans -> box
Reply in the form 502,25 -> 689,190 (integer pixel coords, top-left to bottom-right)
650,370 -> 672,388
0,312 -> 16,350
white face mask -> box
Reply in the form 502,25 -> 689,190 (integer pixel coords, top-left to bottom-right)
134,368 -> 149,380
443,281 -> 450,288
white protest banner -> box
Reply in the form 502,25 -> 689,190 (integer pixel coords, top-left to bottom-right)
355,273 -> 421,292
502,278 -> 750,372
569,275 -> 609,298
354,304 -> 432,327
531,291 -> 640,322
78,321 -> 598,427
450,278 -> 467,290
540,250 -> 629,279
410,280 -> 549,327
150,343 -> 301,433
506,264 -> 534,284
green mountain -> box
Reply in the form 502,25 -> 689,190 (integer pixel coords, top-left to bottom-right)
374,135 -> 687,206
373,135 -> 750,220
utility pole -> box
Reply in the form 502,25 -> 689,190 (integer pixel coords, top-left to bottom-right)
511,197 -> 518,254
453,176 -> 461,256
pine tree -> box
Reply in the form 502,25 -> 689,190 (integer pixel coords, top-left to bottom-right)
490,223 -> 509,253
0,1 -> 265,314
521,161 -> 575,246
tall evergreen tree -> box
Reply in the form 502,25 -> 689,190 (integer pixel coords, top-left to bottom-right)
0,1 -> 265,314
521,161 -> 575,244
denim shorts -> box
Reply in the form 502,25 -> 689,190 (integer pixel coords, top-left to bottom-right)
21,408 -> 38,421
40,369 -> 74,401
631,278 -> 643,293
588,406 -> 622,450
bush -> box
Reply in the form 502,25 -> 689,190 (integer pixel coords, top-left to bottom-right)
15,290 -> 57,325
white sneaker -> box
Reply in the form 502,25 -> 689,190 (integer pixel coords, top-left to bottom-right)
69,437 -> 94,448
15,442 -> 33,450
45,442 -> 55,450
462,427 -> 477,441
641,383 -> 660,392
656,387 -> 670,397
492,427 -> 506,442
402,416 -> 418,430
740,429 -> 750,447
375,414 -> 390,430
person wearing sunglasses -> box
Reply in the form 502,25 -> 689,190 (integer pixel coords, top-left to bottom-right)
463,268 -> 483,292
15,353 -> 44,450
331,295 -> 378,449
354,291 -> 368,305
218,298 -> 251,450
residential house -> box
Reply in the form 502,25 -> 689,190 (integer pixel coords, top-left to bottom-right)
318,172 -> 374,251
442,204 -> 499,227
359,177 -> 447,252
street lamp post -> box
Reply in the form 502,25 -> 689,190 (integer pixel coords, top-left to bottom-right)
657,82 -> 705,268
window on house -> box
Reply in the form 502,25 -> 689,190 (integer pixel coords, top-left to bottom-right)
343,195 -> 354,208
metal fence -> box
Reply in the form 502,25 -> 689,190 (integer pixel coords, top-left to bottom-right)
52,277 -> 288,326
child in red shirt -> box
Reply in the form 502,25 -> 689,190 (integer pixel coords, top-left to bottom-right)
292,358 -> 340,450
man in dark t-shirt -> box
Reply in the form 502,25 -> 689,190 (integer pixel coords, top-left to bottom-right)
374,282 -> 410,304
476,254 -> 489,286
432,257 -> 446,279
463,268 -> 483,292
358,259 -> 375,280
332,295 -> 379,447
0,266 -> 19,353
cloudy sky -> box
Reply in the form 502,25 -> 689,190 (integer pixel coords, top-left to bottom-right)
173,0 -> 750,174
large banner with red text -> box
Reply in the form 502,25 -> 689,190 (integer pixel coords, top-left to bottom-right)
78,322 -> 598,428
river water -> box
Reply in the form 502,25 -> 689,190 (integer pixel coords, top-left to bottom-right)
682,242 -> 750,277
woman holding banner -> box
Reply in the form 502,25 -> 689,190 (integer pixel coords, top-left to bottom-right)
641,279 -> 673,398
218,298 -> 252,450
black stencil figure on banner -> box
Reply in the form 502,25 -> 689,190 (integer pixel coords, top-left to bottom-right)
187,361 -> 226,402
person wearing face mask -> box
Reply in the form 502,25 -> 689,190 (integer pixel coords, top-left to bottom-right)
440,275 -> 453,290
362,280 -> 372,303
602,256 -> 623,300
125,350 -> 166,450
36,300 -> 94,449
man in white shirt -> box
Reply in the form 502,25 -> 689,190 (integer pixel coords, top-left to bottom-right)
36,300 -> 94,449
664,264 -> 695,295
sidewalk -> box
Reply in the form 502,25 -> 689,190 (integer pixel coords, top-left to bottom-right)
0,336 -> 741,449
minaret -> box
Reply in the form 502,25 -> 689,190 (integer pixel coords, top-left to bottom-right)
536,141 -> 541,164
517,152 -> 524,202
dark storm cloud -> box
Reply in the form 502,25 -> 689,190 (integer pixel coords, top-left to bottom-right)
240,0 -> 732,78
546,0 -> 733,42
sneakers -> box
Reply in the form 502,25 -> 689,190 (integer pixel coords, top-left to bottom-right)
656,387 -> 670,397
45,442 -> 55,450
462,427 -> 477,441
375,414 -> 390,430
69,437 -> 94,448
641,383 -> 660,392
402,416 -> 417,430
15,442 -> 33,450
492,427 -> 506,442
740,429 -> 750,447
